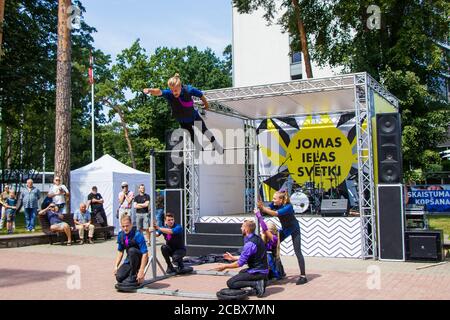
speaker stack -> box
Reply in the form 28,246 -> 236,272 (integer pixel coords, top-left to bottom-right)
165,129 -> 184,189
376,113 -> 406,261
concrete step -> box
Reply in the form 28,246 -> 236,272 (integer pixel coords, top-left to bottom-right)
194,222 -> 242,235
186,233 -> 244,247
186,244 -> 241,257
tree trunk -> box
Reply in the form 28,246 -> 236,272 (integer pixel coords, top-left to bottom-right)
113,106 -> 137,169
0,0 -> 5,55
291,0 -> 313,78
55,0 -> 72,211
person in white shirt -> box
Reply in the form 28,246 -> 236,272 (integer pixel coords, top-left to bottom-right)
118,182 -> 134,222
48,176 -> 69,214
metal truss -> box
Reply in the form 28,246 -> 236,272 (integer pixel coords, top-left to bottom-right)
203,74 -> 357,103
183,133 -> 199,234
244,120 -> 256,213
354,73 -> 377,259
367,74 -> 399,108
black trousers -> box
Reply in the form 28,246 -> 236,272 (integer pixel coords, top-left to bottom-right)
280,229 -> 306,276
161,244 -> 186,268
93,207 -> 108,227
227,269 -> 267,290
116,247 -> 142,283
179,113 -> 215,146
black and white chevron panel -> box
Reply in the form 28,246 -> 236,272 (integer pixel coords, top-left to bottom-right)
199,216 -> 362,258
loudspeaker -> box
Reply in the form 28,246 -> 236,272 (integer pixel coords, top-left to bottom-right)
165,130 -> 184,189
376,113 -> 402,184
320,199 -> 348,217
405,230 -> 444,262
164,189 -> 184,227
377,184 -> 405,261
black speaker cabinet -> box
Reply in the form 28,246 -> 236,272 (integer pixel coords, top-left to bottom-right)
405,230 -> 444,262
320,199 -> 349,217
376,113 -> 402,184
164,189 -> 184,227
377,184 -> 405,261
165,130 -> 184,189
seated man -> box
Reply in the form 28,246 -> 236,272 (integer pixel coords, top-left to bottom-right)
215,219 -> 268,298
38,202 -> 73,246
74,203 -> 95,245
114,215 -> 148,287
152,212 -> 187,274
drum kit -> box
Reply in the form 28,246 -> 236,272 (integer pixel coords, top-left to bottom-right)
284,172 -> 343,215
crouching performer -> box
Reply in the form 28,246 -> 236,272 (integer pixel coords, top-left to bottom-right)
215,219 -> 268,298
152,212 -> 192,274
114,215 -> 148,290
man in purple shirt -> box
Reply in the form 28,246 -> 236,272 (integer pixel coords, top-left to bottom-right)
215,219 -> 268,297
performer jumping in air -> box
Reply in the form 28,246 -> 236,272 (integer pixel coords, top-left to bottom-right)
255,210 -> 285,281
257,190 -> 307,285
143,73 -> 223,153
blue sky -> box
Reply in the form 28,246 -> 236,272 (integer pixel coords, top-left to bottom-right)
81,0 -> 233,60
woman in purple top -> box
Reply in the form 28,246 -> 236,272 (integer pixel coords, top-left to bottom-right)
255,210 -> 285,280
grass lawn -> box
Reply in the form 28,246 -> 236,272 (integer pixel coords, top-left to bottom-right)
428,215 -> 450,238
0,210 -> 42,235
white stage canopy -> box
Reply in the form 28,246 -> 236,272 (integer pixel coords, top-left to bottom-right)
70,154 -> 151,231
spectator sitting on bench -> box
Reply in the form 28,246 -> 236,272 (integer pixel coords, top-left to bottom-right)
114,215 -> 148,287
74,203 -> 95,245
151,212 -> 187,274
38,202 -> 73,246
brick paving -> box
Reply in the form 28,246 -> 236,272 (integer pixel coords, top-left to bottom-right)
0,239 -> 449,300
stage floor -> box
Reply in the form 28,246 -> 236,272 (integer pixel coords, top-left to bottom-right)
199,214 -> 364,259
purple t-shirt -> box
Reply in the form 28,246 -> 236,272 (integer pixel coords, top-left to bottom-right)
237,234 -> 269,274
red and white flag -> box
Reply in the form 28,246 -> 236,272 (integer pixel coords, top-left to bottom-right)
88,51 -> 94,84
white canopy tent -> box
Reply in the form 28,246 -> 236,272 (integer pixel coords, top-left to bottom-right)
70,154 -> 151,232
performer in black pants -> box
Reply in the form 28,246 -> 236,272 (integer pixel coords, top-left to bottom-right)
153,212 -> 187,274
114,215 -> 148,286
215,219 -> 268,297
258,190 -> 307,285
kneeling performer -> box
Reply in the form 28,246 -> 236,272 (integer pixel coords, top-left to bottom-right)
114,215 -> 148,287
215,219 -> 268,298
152,212 -> 188,274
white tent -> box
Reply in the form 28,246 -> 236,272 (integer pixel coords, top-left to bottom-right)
70,154 -> 151,232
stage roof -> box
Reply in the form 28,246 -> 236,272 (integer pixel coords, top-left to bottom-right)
200,73 -> 399,120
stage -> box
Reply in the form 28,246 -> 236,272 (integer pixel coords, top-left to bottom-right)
199,214 -> 363,259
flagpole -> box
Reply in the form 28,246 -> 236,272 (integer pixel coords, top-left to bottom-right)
90,52 -> 95,163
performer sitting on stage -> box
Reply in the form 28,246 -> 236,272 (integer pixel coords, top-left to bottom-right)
143,73 -> 223,153
257,190 -> 308,285
114,215 -> 148,287
215,219 -> 269,298
255,210 -> 285,280
152,212 -> 189,274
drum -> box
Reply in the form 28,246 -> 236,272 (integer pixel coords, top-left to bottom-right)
290,191 -> 310,214
304,181 -> 315,190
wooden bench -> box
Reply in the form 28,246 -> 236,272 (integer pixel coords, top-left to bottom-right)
38,213 -> 115,245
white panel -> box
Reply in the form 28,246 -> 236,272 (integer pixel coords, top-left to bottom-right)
199,112 -> 245,216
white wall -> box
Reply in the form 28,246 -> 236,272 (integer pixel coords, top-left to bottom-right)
232,4 -> 342,86
232,6 -> 291,87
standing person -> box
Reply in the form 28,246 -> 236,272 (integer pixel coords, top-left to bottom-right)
0,185 -> 10,229
215,219 -> 268,298
118,182 -> 134,221
38,202 -> 73,246
114,215 -> 148,287
74,203 -> 95,245
143,73 -> 223,153
155,191 -> 165,228
20,179 -> 41,232
134,184 -> 150,244
87,186 -> 108,227
257,190 -> 307,285
48,176 -> 69,214
151,213 -> 187,274
4,190 -> 18,235
255,210 -> 285,280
